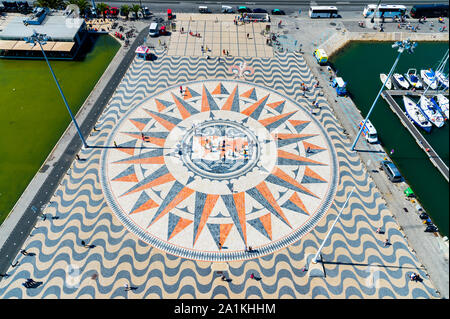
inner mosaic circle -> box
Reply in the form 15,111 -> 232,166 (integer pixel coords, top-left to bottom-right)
180,120 -> 259,179
100,80 -> 338,261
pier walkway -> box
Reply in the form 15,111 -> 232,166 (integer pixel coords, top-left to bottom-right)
381,90 -> 449,182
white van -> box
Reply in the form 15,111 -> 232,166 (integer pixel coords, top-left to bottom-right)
358,120 -> 378,144
149,23 -> 159,37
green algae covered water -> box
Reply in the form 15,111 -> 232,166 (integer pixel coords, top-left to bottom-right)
0,35 -> 120,224
330,41 -> 449,236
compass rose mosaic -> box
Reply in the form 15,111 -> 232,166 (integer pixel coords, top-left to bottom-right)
100,80 -> 338,261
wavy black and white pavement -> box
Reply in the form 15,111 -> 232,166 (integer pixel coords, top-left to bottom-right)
0,48 -> 438,299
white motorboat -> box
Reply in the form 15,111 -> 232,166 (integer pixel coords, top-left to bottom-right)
435,94 -> 449,119
403,96 -> 432,132
420,69 -> 438,89
393,73 -> 410,89
404,69 -> 423,89
435,71 -> 449,89
419,95 -> 445,128
380,73 -> 392,89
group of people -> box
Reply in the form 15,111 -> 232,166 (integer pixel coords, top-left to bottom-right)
410,272 -> 422,282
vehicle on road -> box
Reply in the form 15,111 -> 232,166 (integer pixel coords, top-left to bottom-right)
309,6 -> 339,18
222,5 -> 234,13
331,77 -> 347,96
199,6 -> 211,13
313,49 -> 328,65
410,4 -> 449,18
149,23 -> 160,37
253,8 -> 268,14
363,4 -> 406,19
237,6 -> 252,13
358,120 -> 378,144
381,160 -> 402,182
271,9 -> 285,15
142,7 -> 151,17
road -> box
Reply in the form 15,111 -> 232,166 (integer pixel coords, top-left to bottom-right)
95,0 -> 442,15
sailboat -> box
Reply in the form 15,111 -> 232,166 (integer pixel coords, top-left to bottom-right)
404,69 -> 423,89
435,94 -> 449,119
393,73 -> 410,89
420,69 -> 438,89
403,96 -> 432,132
435,71 -> 449,89
380,73 -> 392,89
419,95 -> 445,128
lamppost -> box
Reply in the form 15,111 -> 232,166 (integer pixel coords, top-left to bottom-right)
351,39 -> 417,151
311,187 -> 355,264
25,31 -> 89,149
370,0 -> 382,24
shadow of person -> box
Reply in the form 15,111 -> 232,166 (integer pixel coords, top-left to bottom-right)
225,278 -> 232,283
88,245 -> 96,249
27,253 -> 36,257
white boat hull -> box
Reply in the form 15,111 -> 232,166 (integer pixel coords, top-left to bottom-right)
435,71 -> 449,89
420,69 -> 438,90
393,73 -> 409,90
403,96 -> 432,132
419,95 -> 445,128
405,72 -> 423,89
436,94 -> 449,119
380,73 -> 392,90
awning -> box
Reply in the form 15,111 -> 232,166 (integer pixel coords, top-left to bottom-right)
135,45 -> 150,54
31,41 -> 56,51
0,40 -> 18,50
51,42 -> 75,52
11,41 -> 34,50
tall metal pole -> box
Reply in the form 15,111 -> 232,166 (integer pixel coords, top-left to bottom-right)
36,38 -> 89,149
350,50 -> 402,151
312,186 -> 355,264
351,40 -> 416,151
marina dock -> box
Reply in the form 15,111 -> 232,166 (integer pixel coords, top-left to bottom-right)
381,90 -> 449,182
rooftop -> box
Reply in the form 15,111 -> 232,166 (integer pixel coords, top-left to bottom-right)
0,14 -> 84,42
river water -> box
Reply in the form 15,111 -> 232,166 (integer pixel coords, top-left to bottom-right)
329,41 -> 449,236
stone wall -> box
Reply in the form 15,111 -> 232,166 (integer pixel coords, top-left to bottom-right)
321,31 -> 449,57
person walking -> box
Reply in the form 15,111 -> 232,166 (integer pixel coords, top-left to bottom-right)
20,249 -> 29,256
384,238 -> 390,246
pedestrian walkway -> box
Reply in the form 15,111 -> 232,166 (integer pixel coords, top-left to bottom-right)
167,17 -> 272,57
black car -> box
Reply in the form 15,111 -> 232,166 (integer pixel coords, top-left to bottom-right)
253,8 -> 268,13
271,9 -> 285,15
237,6 -> 252,13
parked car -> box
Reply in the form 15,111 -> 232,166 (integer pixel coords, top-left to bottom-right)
271,9 -> 285,15
253,8 -> 268,13
380,160 -> 402,182
142,7 -> 151,17
222,5 -> 235,13
149,23 -> 160,37
199,6 -> 211,13
237,6 -> 252,13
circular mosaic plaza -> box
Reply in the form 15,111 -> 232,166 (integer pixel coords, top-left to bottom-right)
100,80 -> 338,261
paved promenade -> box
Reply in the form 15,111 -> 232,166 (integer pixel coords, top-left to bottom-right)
0,13 -> 447,299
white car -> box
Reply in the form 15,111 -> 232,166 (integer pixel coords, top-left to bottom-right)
149,23 -> 159,37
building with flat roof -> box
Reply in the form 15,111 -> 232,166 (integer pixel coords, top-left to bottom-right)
0,13 -> 88,59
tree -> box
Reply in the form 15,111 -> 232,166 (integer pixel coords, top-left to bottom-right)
66,0 -> 91,16
131,4 -> 141,19
35,0 -> 66,9
96,2 -> 109,19
121,5 -> 130,20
